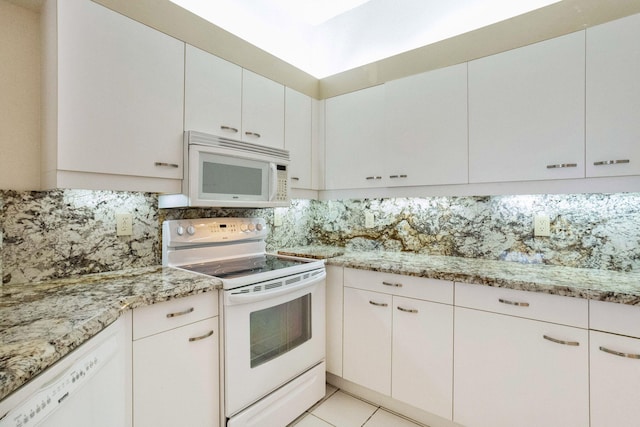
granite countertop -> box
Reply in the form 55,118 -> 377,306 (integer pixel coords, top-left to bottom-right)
0,266 -> 221,402
279,246 -> 640,305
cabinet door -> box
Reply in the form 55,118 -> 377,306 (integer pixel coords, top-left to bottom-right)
590,330 -> 640,427
454,307 -> 588,427
57,0 -> 184,179
325,85 -> 386,190
468,31 -> 585,183
325,265 -> 344,376
285,88 -> 313,189
392,297 -> 453,420
586,13 -> 640,177
242,70 -> 285,148
343,287 -> 392,395
184,44 -> 242,138
133,317 -> 219,427
384,63 -> 468,187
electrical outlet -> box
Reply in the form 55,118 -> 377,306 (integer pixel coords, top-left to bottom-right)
534,214 -> 551,237
116,213 -> 133,236
273,211 -> 283,227
365,211 -> 375,228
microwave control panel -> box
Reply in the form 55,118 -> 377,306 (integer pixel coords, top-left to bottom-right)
276,165 -> 288,202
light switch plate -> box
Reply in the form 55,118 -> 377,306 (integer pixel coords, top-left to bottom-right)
116,213 -> 133,236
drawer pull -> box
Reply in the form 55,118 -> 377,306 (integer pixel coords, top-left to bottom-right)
245,131 -> 261,138
498,298 -> 529,307
189,330 -> 214,342
593,159 -> 630,166
389,174 -> 408,179
397,306 -> 418,314
166,307 -> 194,318
599,346 -> 640,359
546,163 -> 577,169
369,301 -> 388,307
220,125 -> 239,133
543,335 -> 580,346
366,176 -> 383,180
154,162 -> 179,168
382,281 -> 403,288
291,177 -> 300,181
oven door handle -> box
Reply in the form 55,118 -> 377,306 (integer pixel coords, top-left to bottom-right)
226,270 -> 326,305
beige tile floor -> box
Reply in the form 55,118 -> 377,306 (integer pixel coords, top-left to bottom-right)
288,384 -> 427,427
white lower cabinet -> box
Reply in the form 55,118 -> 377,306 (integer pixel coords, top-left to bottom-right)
392,296 -> 453,420
589,300 -> 640,427
453,306 -> 589,427
343,287 -> 393,395
590,330 -> 640,427
325,265 -> 344,376
132,293 -> 219,427
342,269 -> 454,420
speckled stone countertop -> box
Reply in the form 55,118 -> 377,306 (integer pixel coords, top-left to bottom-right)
0,266 -> 221,402
279,246 -> 640,305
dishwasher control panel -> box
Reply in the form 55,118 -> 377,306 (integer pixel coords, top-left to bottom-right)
0,336 -> 118,427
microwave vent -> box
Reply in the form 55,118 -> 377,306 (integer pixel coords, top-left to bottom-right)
186,131 -> 290,161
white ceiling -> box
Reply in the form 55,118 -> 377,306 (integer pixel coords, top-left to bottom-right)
169,0 -> 560,78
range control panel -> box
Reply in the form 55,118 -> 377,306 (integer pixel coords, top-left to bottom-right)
164,218 -> 268,246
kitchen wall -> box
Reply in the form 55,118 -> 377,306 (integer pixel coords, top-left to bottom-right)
0,0 -> 41,190
2,189 -> 639,286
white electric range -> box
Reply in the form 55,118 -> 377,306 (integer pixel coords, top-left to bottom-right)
162,217 -> 326,427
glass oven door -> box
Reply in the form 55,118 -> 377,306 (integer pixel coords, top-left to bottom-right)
223,271 -> 325,417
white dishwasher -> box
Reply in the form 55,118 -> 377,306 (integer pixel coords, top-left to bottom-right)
0,313 -> 132,427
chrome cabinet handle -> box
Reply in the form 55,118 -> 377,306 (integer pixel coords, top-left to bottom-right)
498,298 -> 529,307
543,335 -> 580,346
166,307 -> 194,318
291,177 -> 300,181
369,301 -> 388,307
599,346 -> 640,359
220,125 -> 238,133
382,281 -> 403,288
189,330 -> 214,342
593,159 -> 630,166
154,162 -> 179,168
397,306 -> 418,314
245,131 -> 261,138
546,163 -> 577,169
389,175 -> 408,179
365,176 -> 382,180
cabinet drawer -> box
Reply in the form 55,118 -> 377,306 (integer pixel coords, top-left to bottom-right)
344,268 -> 453,304
133,292 -> 218,340
590,300 -> 640,338
455,282 -> 587,328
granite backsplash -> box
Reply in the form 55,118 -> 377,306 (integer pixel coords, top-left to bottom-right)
1,189 -> 639,285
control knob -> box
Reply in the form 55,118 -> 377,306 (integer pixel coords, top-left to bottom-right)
256,223 -> 264,231
248,223 -> 256,232
176,226 -> 184,236
186,225 -> 196,236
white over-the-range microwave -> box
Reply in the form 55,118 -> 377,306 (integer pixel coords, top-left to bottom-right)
159,131 -> 290,208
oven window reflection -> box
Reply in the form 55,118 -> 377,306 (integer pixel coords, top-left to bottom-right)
250,294 -> 312,368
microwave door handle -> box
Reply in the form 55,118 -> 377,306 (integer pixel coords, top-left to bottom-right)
269,163 -> 277,201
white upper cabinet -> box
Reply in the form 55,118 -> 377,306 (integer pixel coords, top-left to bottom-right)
384,63 -> 468,186
325,85 -> 386,190
586,13 -> 640,177
42,0 -> 185,192
184,44 -> 242,139
468,31 -> 586,183
185,46 -> 285,149
242,70 -> 285,149
285,88 -> 313,188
